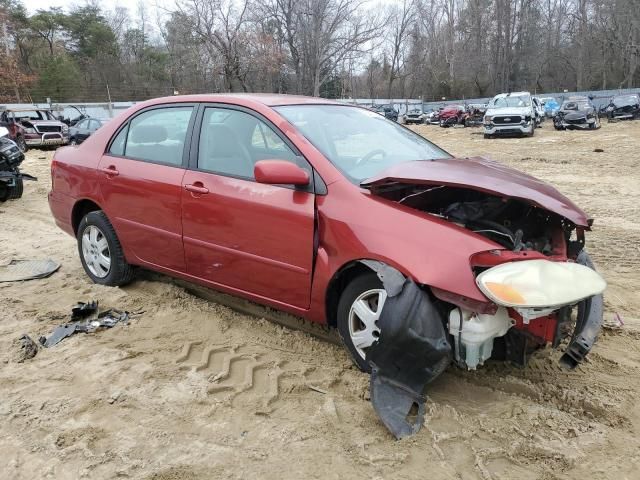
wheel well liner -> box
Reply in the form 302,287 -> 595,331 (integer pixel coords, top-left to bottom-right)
72,199 -> 102,234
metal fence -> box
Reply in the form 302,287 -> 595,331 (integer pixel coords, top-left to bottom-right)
339,87 -> 640,114
3,87 -> 639,119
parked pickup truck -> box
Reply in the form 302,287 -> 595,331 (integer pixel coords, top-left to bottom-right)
0,108 -> 69,151
483,92 -> 536,138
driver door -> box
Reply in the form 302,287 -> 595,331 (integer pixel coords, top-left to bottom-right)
181,106 -> 316,309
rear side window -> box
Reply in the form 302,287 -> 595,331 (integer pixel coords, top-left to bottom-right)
110,107 -> 193,165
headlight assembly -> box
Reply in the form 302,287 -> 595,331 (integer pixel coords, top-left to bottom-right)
476,259 -> 606,309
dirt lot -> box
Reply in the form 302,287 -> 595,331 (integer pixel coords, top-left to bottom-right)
1,120 -> 639,480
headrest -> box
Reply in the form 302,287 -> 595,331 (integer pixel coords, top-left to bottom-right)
130,124 -> 168,144
206,124 -> 241,156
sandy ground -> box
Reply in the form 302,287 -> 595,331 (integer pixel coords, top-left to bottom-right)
1,120 -> 639,480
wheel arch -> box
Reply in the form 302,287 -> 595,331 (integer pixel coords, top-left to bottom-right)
71,198 -> 103,234
325,258 -> 409,328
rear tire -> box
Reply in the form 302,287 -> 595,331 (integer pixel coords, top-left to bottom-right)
77,211 -> 134,286
337,272 -> 387,372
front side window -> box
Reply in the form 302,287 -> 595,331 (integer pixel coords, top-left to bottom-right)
275,104 -> 450,184
198,107 -> 298,179
122,107 -> 193,165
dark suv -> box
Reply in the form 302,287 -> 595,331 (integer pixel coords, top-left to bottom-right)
371,104 -> 399,122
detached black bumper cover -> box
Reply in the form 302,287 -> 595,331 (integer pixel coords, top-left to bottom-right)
560,250 -> 604,369
365,275 -> 451,439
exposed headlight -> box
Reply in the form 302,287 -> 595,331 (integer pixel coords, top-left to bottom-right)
483,115 -> 493,123
62,125 -> 69,132
25,127 -> 36,134
476,259 -> 606,308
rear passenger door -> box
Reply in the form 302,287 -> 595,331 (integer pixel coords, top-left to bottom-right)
98,104 -> 196,272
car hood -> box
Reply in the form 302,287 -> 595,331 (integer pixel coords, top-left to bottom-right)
361,157 -> 590,227
562,110 -> 589,119
485,107 -> 531,117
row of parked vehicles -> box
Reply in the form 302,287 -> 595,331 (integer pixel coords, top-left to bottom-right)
0,105 -> 105,152
371,91 -> 640,138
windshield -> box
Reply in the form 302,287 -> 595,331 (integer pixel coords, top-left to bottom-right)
11,110 -> 54,121
613,95 -> 639,106
490,95 -> 531,108
275,104 -> 451,184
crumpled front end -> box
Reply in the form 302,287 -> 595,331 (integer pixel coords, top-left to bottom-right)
554,110 -> 599,130
452,250 -> 605,370
359,160 -> 607,437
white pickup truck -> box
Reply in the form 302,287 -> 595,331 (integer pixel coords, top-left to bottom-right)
483,92 -> 536,138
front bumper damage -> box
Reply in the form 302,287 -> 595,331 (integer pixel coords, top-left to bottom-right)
560,251 -> 604,368
554,114 -> 598,130
360,253 -> 605,439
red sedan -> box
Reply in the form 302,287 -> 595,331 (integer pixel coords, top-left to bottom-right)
48,94 -> 605,378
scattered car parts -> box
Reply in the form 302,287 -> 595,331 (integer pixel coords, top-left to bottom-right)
0,259 -> 60,282
40,305 -> 131,348
0,126 -> 36,201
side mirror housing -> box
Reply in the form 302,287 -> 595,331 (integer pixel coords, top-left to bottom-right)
254,160 -> 310,186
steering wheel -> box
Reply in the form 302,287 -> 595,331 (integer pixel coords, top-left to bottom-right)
356,149 -> 387,166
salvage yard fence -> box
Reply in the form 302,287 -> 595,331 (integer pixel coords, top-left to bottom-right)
3,87 -> 639,120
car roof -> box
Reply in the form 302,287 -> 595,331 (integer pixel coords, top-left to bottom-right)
143,93 -> 341,108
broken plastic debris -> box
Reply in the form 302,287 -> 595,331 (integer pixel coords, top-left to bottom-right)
365,277 -> 452,439
40,302 -> 132,348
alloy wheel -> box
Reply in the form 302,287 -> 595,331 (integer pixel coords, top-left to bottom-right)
348,288 -> 387,359
81,225 -> 111,278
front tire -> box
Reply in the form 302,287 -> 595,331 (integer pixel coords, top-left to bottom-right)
77,211 -> 134,286
337,273 -> 387,372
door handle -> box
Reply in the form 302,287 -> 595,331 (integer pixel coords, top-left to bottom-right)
184,183 -> 209,195
99,166 -> 119,176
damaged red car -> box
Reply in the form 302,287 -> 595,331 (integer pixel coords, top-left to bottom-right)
49,95 -> 606,437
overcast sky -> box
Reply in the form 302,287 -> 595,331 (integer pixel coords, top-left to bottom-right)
26,0 -> 171,15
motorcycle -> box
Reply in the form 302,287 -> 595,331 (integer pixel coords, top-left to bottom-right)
0,126 -> 37,201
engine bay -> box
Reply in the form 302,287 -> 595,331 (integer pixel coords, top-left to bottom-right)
378,184 -> 572,254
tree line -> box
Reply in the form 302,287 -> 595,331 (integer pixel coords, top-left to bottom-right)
0,0 -> 638,103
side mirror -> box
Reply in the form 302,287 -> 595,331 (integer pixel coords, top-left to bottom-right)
254,160 -> 310,186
